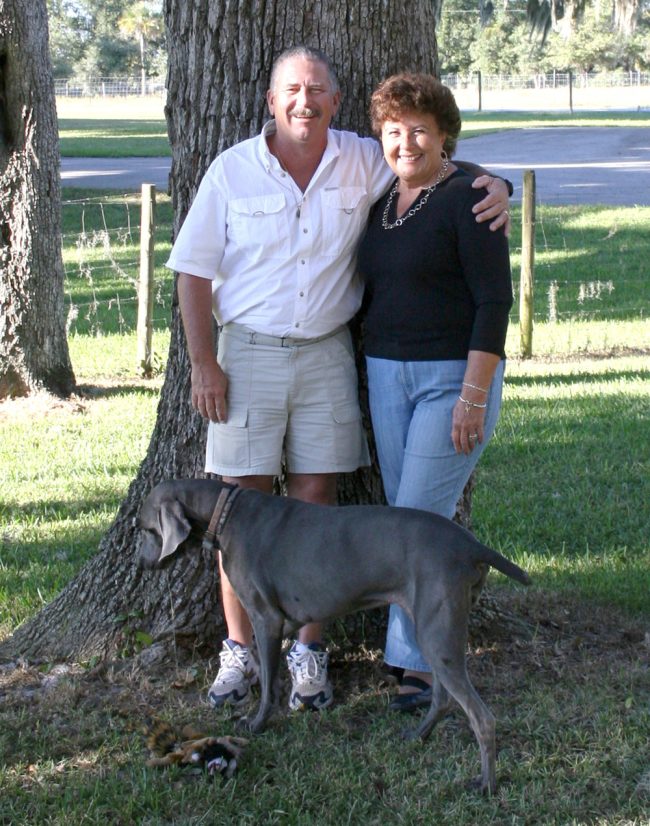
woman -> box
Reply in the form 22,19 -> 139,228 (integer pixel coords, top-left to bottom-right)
357,73 -> 513,710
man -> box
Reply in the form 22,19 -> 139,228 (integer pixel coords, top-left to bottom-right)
166,46 -> 511,713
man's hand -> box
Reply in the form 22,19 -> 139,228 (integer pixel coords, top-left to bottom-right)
191,359 -> 229,423
177,272 -> 228,422
471,175 -> 511,236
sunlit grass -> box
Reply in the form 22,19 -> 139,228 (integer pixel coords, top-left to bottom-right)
461,109 -> 650,137
508,205 -> 650,325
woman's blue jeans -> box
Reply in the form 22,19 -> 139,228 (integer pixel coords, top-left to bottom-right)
366,356 -> 505,672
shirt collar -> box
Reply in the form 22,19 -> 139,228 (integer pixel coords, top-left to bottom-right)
260,119 -> 341,177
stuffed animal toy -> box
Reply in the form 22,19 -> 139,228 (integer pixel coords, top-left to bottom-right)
145,719 -> 248,779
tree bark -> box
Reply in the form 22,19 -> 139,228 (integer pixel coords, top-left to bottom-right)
1,1 -> 498,665
0,0 -> 75,399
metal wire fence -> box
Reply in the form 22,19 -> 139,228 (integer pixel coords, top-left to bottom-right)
443,71 -> 650,111
54,72 -> 650,111
442,71 -> 650,90
54,77 -> 167,98
60,190 -> 649,361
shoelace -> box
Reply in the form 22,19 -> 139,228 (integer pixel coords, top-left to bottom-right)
289,649 -> 326,682
217,647 -> 249,683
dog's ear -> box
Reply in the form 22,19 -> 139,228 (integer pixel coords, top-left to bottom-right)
157,499 -> 193,562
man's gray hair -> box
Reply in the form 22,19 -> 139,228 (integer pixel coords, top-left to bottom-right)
270,46 -> 340,94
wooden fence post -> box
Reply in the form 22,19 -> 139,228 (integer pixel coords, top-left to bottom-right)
519,170 -> 536,358
137,183 -> 156,377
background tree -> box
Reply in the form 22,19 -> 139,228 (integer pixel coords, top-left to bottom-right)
118,0 -> 164,94
545,6 -> 618,70
527,0 -> 643,40
469,5 -> 531,74
0,0 -> 75,399
437,0 -> 481,74
46,0 -> 88,77
1,0 -> 450,664
46,0 -> 166,82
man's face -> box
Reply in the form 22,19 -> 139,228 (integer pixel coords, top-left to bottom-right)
267,56 -> 340,148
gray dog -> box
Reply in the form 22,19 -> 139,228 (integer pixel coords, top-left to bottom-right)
139,478 -> 530,793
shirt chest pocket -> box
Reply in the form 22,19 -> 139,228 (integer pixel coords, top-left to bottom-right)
227,194 -> 288,259
319,187 -> 368,256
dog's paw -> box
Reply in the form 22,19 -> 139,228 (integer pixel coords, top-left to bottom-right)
400,726 -> 421,742
237,714 -> 264,735
466,773 -> 497,796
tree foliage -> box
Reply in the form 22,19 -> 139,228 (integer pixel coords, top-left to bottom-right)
47,0 -> 166,80
438,0 -> 650,75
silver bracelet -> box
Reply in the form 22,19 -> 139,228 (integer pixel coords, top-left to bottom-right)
458,395 -> 487,414
462,381 -> 488,394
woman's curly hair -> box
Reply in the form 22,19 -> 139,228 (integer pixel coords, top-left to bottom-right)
370,73 -> 462,157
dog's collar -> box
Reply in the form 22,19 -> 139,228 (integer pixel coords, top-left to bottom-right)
202,485 -> 242,551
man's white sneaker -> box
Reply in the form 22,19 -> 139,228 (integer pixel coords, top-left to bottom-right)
207,640 -> 258,708
286,642 -> 333,711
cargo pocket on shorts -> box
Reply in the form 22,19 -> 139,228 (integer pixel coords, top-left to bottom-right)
324,335 -> 368,467
207,407 -> 250,471
210,330 -> 252,471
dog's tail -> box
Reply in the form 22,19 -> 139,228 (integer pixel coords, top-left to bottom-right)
477,542 -> 531,586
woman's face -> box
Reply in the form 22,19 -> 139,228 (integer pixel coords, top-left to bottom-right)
380,110 -> 447,188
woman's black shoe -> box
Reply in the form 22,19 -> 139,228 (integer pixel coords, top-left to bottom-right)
388,676 -> 432,713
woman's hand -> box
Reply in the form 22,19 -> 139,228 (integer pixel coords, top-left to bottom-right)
471,175 -> 511,236
451,396 -> 486,455
452,351 -> 500,454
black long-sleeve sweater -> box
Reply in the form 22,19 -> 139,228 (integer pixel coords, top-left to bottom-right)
357,168 -> 513,361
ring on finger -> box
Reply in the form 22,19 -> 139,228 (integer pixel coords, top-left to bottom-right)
469,433 -> 479,441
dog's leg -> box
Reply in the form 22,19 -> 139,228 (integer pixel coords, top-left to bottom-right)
436,664 -> 496,794
402,672 -> 454,741
246,612 -> 283,734
414,608 -> 497,794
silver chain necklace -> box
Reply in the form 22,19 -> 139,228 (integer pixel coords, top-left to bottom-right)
381,156 -> 450,230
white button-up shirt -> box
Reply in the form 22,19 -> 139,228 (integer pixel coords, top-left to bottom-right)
166,121 -> 394,338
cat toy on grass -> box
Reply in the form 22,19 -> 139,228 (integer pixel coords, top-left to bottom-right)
145,719 -> 248,779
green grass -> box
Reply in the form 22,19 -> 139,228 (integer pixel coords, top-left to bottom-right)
0,385 -> 162,632
0,607 -> 648,824
61,188 -> 174,340
59,118 -> 171,157
460,109 -> 650,137
474,355 -> 649,615
509,205 -> 650,326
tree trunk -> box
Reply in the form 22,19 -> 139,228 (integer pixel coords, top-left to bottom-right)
1,1 -> 496,665
0,0 -> 75,399
613,0 -> 639,36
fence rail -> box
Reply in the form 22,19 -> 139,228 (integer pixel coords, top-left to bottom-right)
442,70 -> 650,91
54,71 -> 650,107
54,77 -> 167,98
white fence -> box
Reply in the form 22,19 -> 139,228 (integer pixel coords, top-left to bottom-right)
54,77 -> 167,98
54,71 -> 650,111
443,71 -> 650,90
442,71 -> 650,111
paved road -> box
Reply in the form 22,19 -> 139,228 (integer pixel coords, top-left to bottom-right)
457,126 -> 650,205
60,127 -> 650,205
60,156 -> 171,191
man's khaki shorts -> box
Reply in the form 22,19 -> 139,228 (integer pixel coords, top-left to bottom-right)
205,323 -> 370,477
